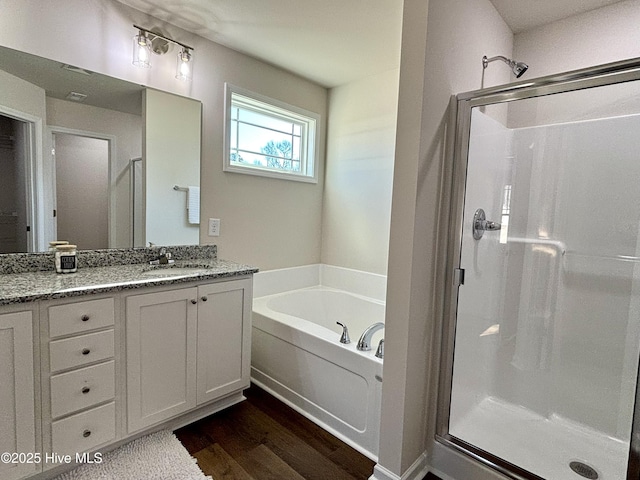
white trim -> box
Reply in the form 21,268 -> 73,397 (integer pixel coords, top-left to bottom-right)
369,453 -> 431,480
48,126 -> 117,248
223,83 -> 320,184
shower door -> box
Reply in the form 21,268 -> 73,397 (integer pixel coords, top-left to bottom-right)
438,59 -> 640,480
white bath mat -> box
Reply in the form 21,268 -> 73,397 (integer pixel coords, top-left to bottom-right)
52,430 -> 211,480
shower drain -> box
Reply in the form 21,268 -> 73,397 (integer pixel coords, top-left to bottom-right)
569,461 -> 599,479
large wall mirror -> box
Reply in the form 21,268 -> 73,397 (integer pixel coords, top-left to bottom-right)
0,44 -> 201,253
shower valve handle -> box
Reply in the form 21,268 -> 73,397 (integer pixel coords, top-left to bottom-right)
336,322 -> 351,344
473,208 -> 501,240
479,220 -> 501,231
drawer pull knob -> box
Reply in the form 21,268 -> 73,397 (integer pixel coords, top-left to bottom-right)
81,348 -> 91,355
201,296 -> 208,302
81,387 -> 91,394
191,299 -> 197,304
83,430 -> 91,438
81,314 -> 90,322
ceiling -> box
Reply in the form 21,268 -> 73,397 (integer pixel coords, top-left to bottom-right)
0,45 -> 143,115
115,0 -> 626,88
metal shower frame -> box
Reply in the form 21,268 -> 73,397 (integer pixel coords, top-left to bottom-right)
436,56 -> 640,480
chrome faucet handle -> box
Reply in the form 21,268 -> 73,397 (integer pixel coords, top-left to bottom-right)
336,322 -> 350,344
375,339 -> 384,359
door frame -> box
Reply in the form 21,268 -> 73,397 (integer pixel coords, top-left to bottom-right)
435,57 -> 640,480
48,126 -> 117,248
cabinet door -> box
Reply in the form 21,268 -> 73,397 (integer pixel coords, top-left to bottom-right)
0,311 -> 37,480
126,288 -> 197,433
196,278 -> 252,405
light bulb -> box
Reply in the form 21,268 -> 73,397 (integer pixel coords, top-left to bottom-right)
176,48 -> 192,81
133,33 -> 151,68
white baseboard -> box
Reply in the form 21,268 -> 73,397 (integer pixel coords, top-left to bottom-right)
369,453 -> 430,480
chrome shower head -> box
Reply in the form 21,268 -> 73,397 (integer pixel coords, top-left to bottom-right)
512,61 -> 529,78
482,55 -> 529,78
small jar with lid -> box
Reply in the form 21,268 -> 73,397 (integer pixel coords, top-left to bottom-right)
48,240 -> 69,252
55,244 -> 78,273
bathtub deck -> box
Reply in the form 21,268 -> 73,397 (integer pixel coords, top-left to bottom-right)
175,383 -> 375,480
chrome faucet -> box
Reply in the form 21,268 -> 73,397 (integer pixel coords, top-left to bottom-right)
150,247 -> 174,265
375,339 -> 384,359
336,322 -> 351,344
357,322 -> 385,351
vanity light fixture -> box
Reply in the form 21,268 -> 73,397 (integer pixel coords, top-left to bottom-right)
176,47 -> 192,81
132,25 -> 194,81
132,29 -> 151,68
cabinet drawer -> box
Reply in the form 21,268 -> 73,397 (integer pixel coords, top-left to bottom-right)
50,361 -> 115,419
50,330 -> 114,373
49,298 -> 115,338
51,402 -> 115,456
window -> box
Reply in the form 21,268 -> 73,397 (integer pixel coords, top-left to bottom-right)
224,84 -> 319,183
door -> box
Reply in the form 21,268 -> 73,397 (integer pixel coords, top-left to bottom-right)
0,310 -> 37,480
440,73 -> 640,480
53,132 -> 109,249
196,278 -> 252,405
126,288 -> 197,433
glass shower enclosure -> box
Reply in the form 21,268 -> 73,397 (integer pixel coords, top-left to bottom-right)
438,59 -> 640,480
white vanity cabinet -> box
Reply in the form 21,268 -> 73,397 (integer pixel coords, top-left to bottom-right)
196,279 -> 252,404
40,296 -> 118,459
0,308 -> 38,480
0,264 -> 253,480
125,277 -> 252,433
125,287 -> 198,432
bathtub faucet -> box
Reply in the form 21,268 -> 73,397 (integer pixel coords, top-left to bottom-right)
336,322 -> 351,344
357,322 -> 385,351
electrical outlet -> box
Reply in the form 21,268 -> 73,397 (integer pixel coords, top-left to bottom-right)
208,218 -> 220,236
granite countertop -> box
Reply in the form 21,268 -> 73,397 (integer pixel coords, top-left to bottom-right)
0,258 -> 258,306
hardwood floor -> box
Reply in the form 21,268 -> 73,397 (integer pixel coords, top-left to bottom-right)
175,384 -> 376,479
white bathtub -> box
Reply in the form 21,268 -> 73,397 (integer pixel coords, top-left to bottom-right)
251,264 -> 385,460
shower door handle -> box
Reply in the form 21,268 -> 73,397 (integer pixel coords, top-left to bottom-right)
473,208 -> 501,240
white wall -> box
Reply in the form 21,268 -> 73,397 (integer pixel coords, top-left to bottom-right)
46,97 -> 142,248
144,88 -> 200,247
377,0 -> 513,477
0,0 -> 327,270
513,0 -> 640,80
0,68 -> 46,117
321,69 -> 399,275
508,0 -> 640,130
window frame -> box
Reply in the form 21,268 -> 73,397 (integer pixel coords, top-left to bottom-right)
223,83 -> 320,184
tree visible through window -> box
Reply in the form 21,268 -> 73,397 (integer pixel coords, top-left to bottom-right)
224,84 -> 319,183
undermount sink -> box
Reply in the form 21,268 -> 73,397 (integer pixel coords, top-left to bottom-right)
140,267 -> 204,277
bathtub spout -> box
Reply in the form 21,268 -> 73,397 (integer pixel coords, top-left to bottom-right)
357,322 -> 385,351
336,322 -> 351,344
